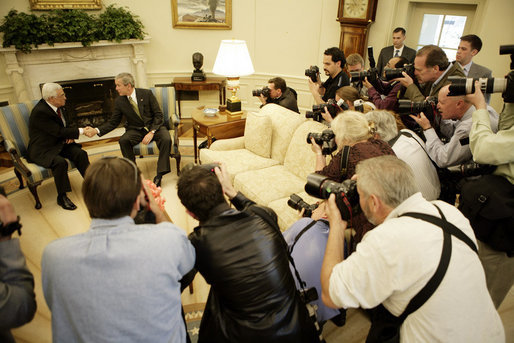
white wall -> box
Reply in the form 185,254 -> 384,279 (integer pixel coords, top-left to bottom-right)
0,0 -> 513,112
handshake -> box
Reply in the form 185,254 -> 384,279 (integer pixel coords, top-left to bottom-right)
82,126 -> 98,138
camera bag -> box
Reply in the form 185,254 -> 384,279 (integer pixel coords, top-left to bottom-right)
366,205 -> 477,343
458,174 -> 514,256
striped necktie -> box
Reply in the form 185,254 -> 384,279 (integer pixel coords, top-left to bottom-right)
394,49 -> 400,57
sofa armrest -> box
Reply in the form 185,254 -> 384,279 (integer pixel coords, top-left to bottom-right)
209,136 -> 245,151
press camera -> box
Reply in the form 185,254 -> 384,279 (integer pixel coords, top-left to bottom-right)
448,77 -> 507,96
304,173 -> 360,222
305,99 -> 348,122
287,194 -> 319,217
397,97 -> 438,117
350,47 -> 379,84
306,129 -> 337,155
305,65 -> 320,82
384,63 -> 415,81
252,86 -> 271,98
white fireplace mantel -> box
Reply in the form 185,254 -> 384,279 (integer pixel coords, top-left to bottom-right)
0,37 -> 151,103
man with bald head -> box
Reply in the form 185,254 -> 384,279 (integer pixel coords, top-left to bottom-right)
411,84 -> 498,169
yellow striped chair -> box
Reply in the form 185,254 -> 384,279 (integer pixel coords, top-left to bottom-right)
133,86 -> 181,175
0,100 -> 74,209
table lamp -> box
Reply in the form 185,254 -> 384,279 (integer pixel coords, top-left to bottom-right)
212,39 -> 254,116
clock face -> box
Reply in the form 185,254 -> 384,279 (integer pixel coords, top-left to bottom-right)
343,0 -> 369,20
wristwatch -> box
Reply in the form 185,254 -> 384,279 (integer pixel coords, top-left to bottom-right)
0,216 -> 22,237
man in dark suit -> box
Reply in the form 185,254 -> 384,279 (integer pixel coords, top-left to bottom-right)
27,83 -> 90,210
376,27 -> 417,77
89,72 -> 171,187
456,34 -> 493,103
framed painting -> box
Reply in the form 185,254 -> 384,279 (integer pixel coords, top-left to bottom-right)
30,0 -> 102,10
172,0 -> 232,30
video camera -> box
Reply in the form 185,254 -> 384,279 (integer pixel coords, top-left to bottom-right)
252,86 -> 271,98
287,194 -> 319,217
306,129 -> 337,155
384,63 -> 415,81
305,65 -> 320,82
305,99 -> 348,122
304,173 -> 360,222
350,47 -> 379,84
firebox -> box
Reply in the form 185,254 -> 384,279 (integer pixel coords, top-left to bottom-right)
51,77 -> 119,128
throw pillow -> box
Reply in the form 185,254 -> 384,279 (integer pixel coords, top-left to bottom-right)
244,112 -> 272,158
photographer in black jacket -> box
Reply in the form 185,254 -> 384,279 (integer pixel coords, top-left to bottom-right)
308,47 -> 350,105
258,77 -> 299,113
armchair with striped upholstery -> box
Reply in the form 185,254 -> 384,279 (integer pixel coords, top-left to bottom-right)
0,100 -> 75,209
133,86 -> 181,175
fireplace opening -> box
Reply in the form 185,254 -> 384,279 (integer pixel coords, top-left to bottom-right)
50,77 -> 121,128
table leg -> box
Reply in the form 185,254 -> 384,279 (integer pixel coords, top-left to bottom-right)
176,90 -> 182,118
218,86 -> 222,105
193,123 -> 198,164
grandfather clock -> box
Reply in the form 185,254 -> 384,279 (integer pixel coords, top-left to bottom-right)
337,0 -> 379,59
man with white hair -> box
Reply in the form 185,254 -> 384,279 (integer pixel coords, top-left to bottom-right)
321,155 -> 504,342
411,84 -> 498,168
28,82 -> 90,210
365,110 -> 440,200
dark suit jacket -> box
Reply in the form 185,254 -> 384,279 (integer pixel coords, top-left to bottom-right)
404,62 -> 466,101
98,88 -> 164,136
377,45 -> 417,76
27,99 -> 80,167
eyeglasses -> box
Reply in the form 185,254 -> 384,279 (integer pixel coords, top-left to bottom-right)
100,156 -> 139,185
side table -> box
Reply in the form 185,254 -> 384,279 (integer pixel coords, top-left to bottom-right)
192,108 -> 247,163
172,77 -> 226,118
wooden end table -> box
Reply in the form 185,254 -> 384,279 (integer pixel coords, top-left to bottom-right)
172,77 -> 226,118
192,108 -> 247,164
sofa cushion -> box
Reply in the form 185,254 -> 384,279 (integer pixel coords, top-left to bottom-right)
283,120 -> 327,180
244,111 -> 272,158
234,165 -> 306,206
200,148 -> 280,181
259,104 -> 305,164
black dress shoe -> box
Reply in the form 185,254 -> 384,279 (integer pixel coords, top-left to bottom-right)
153,174 -> 162,187
57,194 -> 77,210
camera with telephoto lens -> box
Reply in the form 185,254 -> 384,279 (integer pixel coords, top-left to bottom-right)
252,86 -> 271,98
287,194 -> 319,217
305,65 -> 320,82
397,97 -> 438,116
304,173 -> 360,222
350,47 -> 379,84
384,63 -> 415,81
305,99 -> 348,122
499,44 -> 514,103
307,129 -> 337,155
448,76 -> 507,96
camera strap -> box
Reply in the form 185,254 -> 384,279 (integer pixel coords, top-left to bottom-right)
289,219 -> 318,255
339,145 -> 351,179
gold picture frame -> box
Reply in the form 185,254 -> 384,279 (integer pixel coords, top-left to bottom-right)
172,0 -> 232,30
29,0 -> 102,10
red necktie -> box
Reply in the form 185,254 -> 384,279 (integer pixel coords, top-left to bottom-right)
57,108 -> 62,119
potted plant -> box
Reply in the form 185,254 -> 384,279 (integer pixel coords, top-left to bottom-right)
0,5 -> 146,53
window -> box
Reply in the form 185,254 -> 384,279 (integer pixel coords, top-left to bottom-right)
417,14 -> 467,61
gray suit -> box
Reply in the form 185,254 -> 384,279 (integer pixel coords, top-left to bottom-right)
377,45 -> 417,76
466,62 -> 493,103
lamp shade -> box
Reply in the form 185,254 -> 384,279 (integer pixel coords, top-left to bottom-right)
212,40 -> 254,77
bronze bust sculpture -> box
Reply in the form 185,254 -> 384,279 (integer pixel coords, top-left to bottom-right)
192,52 -> 206,81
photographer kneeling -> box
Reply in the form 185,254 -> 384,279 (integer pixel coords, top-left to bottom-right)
256,77 -> 299,113
310,112 -> 394,250
320,155 -> 504,343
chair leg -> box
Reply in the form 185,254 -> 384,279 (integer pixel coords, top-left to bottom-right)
14,169 -> 24,189
28,183 -> 42,209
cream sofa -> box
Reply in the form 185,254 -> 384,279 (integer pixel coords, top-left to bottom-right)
200,104 -> 326,230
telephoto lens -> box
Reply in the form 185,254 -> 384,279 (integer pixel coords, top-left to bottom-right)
448,77 -> 507,96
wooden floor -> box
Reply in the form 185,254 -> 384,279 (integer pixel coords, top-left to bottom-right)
4,136 -> 514,342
